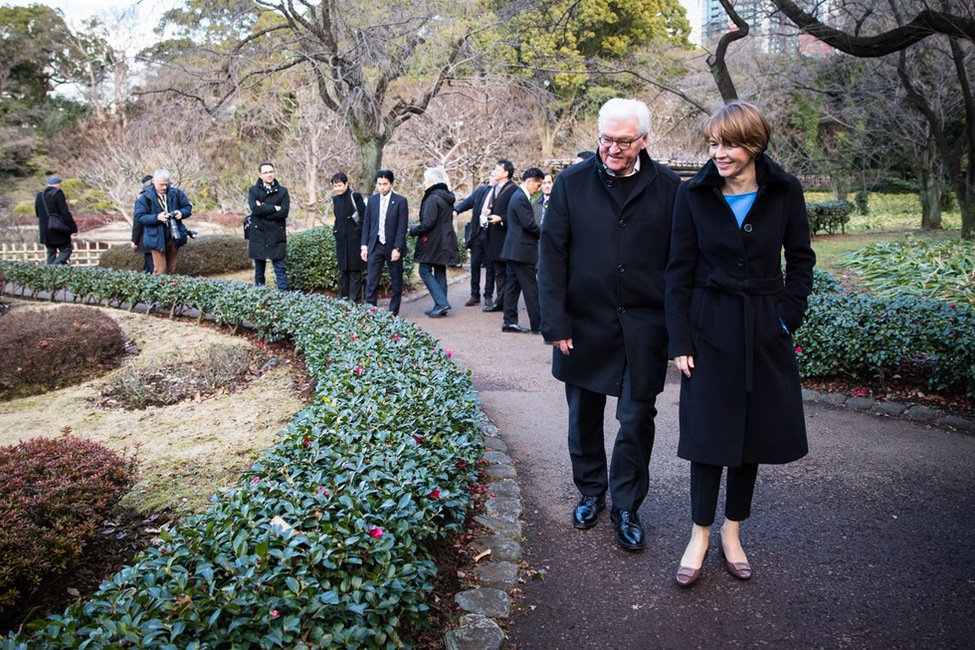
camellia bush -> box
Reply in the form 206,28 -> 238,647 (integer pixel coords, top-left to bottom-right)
795,267 -> 975,396
0,260 -> 483,649
286,227 -> 416,294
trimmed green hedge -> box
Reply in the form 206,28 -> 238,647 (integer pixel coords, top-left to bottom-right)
287,227 -> 417,293
807,200 -> 854,235
99,235 -> 251,276
0,261 -> 483,649
795,268 -> 975,396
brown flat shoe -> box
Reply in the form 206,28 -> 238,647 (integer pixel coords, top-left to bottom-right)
719,533 -> 752,580
676,564 -> 702,587
464,296 -> 480,306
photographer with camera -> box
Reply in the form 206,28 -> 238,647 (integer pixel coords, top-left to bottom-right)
134,169 -> 193,275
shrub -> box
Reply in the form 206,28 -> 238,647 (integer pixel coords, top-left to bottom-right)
868,177 -> 917,194
102,343 -> 258,409
0,434 -> 138,609
807,200 -> 854,235
287,226 -> 416,294
0,305 -> 127,400
99,235 -> 250,277
854,190 -> 869,216
795,269 -> 975,396
0,261 -> 483,648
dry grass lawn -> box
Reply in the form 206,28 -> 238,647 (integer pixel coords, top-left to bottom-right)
0,298 -> 305,517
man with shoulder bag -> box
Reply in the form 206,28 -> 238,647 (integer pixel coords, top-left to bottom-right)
35,176 -> 78,265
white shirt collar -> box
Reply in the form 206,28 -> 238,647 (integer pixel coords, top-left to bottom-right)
604,156 -> 641,178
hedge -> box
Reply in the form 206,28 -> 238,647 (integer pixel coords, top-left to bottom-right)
287,227 -> 417,294
807,200 -> 854,235
0,261 -> 483,649
795,268 -> 975,396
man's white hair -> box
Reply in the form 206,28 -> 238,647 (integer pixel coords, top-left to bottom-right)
424,166 -> 450,188
597,98 -> 651,136
153,169 -> 171,181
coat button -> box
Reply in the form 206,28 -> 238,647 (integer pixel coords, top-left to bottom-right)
618,306 -> 626,313
736,258 -> 745,266
618,265 -> 625,273
619,220 -> 626,228
607,179 -> 614,187
743,223 -> 753,233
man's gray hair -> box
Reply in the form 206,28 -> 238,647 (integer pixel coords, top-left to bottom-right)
153,169 -> 172,182
424,166 -> 450,188
597,98 -> 651,136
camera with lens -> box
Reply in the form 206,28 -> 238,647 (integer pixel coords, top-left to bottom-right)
162,211 -> 181,240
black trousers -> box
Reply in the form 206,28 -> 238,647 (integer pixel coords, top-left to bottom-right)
689,461 -> 759,526
489,259 -> 506,307
565,364 -> 658,512
502,260 -> 540,330
338,270 -> 363,303
365,239 -> 404,315
468,230 -> 491,299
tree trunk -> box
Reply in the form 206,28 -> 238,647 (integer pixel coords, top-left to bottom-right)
918,132 -> 943,230
355,136 -> 386,197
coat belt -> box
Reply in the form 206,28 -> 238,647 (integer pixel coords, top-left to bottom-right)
694,269 -> 784,392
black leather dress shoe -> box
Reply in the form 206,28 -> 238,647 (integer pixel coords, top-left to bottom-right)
502,323 -> 531,333
482,302 -> 503,312
571,494 -> 606,529
610,508 -> 645,550
428,305 -> 450,318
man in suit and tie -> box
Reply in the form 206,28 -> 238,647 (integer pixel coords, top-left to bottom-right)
482,159 -> 519,313
500,167 -> 545,334
360,169 -> 410,315
533,172 -> 554,226
454,175 -> 497,306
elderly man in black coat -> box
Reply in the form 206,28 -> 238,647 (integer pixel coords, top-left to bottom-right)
247,162 -> 290,290
35,176 -> 78,265
538,98 -> 681,551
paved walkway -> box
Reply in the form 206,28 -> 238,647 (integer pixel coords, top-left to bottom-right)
400,273 -> 975,649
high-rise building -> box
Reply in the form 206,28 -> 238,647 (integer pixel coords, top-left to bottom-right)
698,0 -> 835,57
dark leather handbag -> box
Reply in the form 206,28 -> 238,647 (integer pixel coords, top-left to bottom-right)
41,195 -> 71,233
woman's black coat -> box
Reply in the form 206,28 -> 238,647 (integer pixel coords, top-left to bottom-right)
247,178 -> 289,261
410,184 -> 460,267
332,190 -> 365,271
664,155 -> 816,467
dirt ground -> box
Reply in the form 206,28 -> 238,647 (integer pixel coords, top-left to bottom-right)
0,298 -> 306,517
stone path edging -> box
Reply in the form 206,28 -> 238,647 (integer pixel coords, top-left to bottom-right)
444,420 -> 521,650
801,388 -> 975,432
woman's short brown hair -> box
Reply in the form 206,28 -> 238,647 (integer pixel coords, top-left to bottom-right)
703,101 -> 771,159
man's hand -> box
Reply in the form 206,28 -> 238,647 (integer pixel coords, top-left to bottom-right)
554,339 -> 573,356
173,210 -> 182,220
156,212 -> 167,222
360,248 -> 368,262
673,355 -> 694,378
274,205 -> 281,211
130,242 -> 138,250
488,215 -> 502,224
391,249 -> 401,262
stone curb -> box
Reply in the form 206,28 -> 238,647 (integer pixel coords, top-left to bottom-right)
444,417 -> 523,650
801,388 -> 974,432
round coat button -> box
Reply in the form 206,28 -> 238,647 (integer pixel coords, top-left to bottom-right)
619,220 -> 626,227
743,223 -> 753,233
618,265 -> 625,273
736,258 -> 745,266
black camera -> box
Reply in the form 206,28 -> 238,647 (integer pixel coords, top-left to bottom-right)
163,212 -> 181,240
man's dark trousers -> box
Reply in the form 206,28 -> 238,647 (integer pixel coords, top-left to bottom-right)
565,363 -> 657,512
469,229 -> 492,300
503,260 -> 540,330
365,240 -> 404,315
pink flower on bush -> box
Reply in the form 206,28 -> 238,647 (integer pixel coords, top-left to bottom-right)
392,334 -> 400,340
413,435 -> 421,443
252,477 -> 261,483
369,527 -> 383,539
429,489 -> 441,498
303,438 -> 312,446
270,609 -> 279,618
795,346 -> 802,354
446,350 -> 452,358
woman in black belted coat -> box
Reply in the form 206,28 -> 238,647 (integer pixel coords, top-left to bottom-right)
410,166 -> 460,317
665,101 -> 815,586
331,172 -> 366,302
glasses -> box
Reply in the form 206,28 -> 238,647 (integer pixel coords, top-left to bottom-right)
598,134 -> 646,150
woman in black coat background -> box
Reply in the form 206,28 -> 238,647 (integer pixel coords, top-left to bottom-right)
331,172 -> 366,302
410,166 -> 460,318
665,101 -> 816,586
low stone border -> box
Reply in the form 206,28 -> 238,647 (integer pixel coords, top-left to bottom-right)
801,388 -> 974,432
444,420 -> 521,650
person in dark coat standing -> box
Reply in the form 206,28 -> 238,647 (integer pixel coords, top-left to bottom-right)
538,98 -> 681,551
134,169 -> 192,275
35,176 -> 78,265
481,159 -> 518,313
360,169 -> 409,315
410,166 -> 460,318
247,162 -> 290,290
130,175 -> 154,273
500,167 -> 544,333
666,101 -> 816,586
331,172 -> 366,302
454,176 -> 496,306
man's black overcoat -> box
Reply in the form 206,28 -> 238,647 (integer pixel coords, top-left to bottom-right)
247,178 -> 289,261
539,151 -> 681,400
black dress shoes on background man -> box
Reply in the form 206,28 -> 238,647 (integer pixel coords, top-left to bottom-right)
482,301 -> 503,312
502,323 -> 532,333
571,494 -> 606,529
610,508 -> 645,550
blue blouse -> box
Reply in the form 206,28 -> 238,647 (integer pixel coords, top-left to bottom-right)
724,191 -> 757,228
